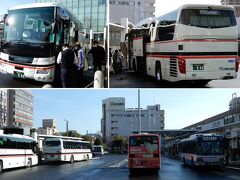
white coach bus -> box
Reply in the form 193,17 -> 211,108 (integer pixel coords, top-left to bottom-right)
0,134 -> 38,173
0,3 -> 81,82
43,137 -> 92,163
129,4 -> 239,85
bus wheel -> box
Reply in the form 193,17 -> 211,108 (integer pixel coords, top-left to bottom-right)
70,155 -> 74,163
0,161 -> 3,173
183,158 -> 186,166
191,159 -> 194,168
155,62 -> 162,81
27,158 -> 32,168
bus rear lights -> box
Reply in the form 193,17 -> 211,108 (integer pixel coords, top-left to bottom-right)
178,58 -> 186,74
36,69 -> 49,74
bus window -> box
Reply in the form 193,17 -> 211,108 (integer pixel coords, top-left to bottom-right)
179,9 -> 236,28
45,140 -> 60,147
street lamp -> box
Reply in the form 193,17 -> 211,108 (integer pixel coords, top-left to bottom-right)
64,119 -> 69,133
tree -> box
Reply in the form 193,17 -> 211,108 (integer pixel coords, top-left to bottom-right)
61,130 -> 81,137
94,138 -> 102,145
82,135 -> 93,142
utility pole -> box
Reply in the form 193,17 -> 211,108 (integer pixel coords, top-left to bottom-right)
232,93 -> 238,121
138,89 -> 141,134
64,119 -> 69,133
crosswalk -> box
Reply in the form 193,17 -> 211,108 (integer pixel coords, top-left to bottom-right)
100,159 -> 128,169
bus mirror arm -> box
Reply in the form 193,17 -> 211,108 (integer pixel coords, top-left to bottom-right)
52,21 -> 59,34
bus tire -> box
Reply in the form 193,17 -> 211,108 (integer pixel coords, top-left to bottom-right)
183,158 -> 186,166
191,159 -> 194,168
0,161 -> 3,173
70,155 -> 74,163
155,62 -> 162,81
27,158 -> 32,168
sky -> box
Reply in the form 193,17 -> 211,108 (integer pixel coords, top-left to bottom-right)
0,0 -> 34,14
155,0 -> 221,17
32,89 -> 239,135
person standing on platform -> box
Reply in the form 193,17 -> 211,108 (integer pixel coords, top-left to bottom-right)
88,40 -> 106,73
57,44 -> 76,88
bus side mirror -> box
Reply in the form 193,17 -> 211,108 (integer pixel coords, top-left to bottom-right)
0,14 -> 7,24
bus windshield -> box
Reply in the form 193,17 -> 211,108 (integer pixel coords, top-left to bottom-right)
196,141 -> 224,155
129,136 -> 159,147
4,7 -> 55,43
45,140 -> 61,147
179,9 -> 236,28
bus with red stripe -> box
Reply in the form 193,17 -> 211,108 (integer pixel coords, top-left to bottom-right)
128,133 -> 161,175
43,137 -> 92,163
127,4 -> 239,85
0,3 -> 81,82
0,134 -> 38,173
178,134 -> 225,167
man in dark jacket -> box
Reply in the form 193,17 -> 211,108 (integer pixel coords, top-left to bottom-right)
89,40 -> 106,73
57,44 -> 76,88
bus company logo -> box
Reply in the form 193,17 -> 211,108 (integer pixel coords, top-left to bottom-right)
110,102 -> 124,106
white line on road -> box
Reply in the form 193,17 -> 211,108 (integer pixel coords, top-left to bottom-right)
100,159 -> 121,168
109,159 -> 128,168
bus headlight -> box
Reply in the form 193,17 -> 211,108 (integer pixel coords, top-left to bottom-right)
36,70 -> 49,74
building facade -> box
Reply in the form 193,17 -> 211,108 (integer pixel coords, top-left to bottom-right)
37,118 -> 58,135
0,90 -> 7,128
101,97 -> 165,144
221,0 -> 240,17
0,90 -> 34,135
110,0 -> 155,25
35,0 -> 107,33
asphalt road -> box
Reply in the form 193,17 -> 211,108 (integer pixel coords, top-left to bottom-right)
1,155 -> 240,180
110,69 -> 240,88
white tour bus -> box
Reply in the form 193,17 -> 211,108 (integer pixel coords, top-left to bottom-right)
0,3 -> 82,82
128,4 -> 239,85
43,137 -> 92,163
92,145 -> 104,157
178,134 -> 225,167
0,134 -> 38,173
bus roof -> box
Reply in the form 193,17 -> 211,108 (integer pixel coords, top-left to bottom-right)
129,133 -> 159,137
179,4 -> 235,11
180,133 -> 222,143
0,133 -> 35,140
9,3 -> 60,11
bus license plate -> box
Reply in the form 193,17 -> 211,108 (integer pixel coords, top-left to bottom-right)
14,71 -> 25,79
193,64 -> 204,70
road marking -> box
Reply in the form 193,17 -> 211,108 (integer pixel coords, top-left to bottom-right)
226,166 -> 240,171
109,159 -> 128,168
100,159 -> 120,168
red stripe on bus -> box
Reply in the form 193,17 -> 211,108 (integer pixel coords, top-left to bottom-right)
45,152 -> 91,156
0,59 -> 55,70
146,39 -> 238,44
147,54 -> 239,59
133,37 -> 143,40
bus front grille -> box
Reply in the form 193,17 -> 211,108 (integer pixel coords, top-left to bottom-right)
170,59 -> 177,77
